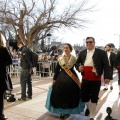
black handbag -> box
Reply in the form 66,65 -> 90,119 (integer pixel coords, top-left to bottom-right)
4,91 -> 16,102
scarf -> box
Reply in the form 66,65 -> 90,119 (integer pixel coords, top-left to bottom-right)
58,54 -> 76,69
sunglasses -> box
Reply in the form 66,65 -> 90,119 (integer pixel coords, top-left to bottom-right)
86,41 -> 93,44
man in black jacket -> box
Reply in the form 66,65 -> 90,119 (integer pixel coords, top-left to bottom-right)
17,41 -> 33,101
76,37 -> 110,120
103,44 -> 116,91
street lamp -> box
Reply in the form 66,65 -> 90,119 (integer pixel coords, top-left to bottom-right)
114,34 -> 120,48
46,33 -> 52,53
46,33 -> 52,46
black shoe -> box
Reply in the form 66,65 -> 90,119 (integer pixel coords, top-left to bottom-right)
90,118 -> 94,120
103,88 -> 108,91
64,114 -> 70,119
85,108 -> 90,116
26,96 -> 32,99
0,117 -> 7,120
60,114 -> 65,119
0,114 -> 7,120
110,86 -> 113,90
18,97 -> 26,101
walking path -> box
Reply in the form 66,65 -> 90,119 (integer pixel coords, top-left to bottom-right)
4,73 -> 120,120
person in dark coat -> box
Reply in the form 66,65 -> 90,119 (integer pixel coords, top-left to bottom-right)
0,33 -> 12,120
75,37 -> 110,120
103,44 -> 116,91
17,41 -> 33,101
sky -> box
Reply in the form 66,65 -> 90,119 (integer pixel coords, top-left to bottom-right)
54,0 -> 120,48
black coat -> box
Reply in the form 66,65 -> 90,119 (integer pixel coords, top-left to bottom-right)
19,46 -> 32,69
108,52 -> 116,68
76,48 -> 110,79
0,47 -> 12,91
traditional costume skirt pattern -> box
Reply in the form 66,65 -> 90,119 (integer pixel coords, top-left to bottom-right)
45,86 -> 85,114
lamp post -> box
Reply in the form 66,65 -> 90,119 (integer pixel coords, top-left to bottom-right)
47,33 -> 51,45
46,33 -> 52,54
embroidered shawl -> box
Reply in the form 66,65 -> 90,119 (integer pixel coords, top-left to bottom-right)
58,54 -> 77,69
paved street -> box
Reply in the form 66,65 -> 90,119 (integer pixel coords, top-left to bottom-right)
4,73 -> 120,120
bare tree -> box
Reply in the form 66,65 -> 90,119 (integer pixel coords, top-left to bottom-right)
0,0 -> 95,47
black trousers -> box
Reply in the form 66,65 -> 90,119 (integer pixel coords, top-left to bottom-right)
0,90 -> 5,116
109,66 -> 113,80
81,79 -> 101,103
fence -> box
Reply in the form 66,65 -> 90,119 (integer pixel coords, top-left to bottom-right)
9,59 -> 58,79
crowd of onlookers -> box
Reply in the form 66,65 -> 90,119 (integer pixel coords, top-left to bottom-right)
9,49 -> 59,77
8,46 -> 93,77
36,54 -> 58,77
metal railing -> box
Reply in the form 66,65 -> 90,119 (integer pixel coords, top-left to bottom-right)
9,59 -> 58,79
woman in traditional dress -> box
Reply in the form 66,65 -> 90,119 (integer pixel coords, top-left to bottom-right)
45,43 -> 84,119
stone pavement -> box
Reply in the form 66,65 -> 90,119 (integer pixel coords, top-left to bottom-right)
4,73 -> 120,120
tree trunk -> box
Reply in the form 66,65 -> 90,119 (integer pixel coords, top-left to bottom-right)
27,38 -> 33,49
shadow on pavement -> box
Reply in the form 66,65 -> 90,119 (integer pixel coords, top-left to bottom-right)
96,90 -> 111,120
36,112 -> 61,120
111,95 -> 120,120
